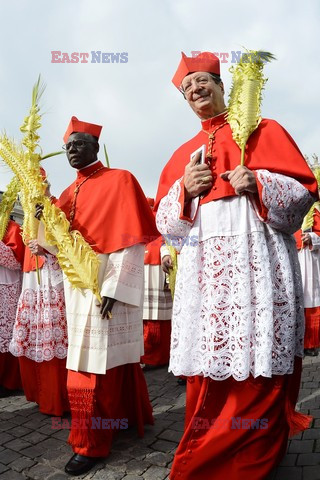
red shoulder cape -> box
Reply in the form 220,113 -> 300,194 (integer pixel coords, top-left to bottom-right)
144,236 -> 164,265
57,162 -> 159,254
155,116 -> 318,209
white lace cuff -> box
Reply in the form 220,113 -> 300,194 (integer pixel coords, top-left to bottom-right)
254,169 -> 314,234
156,178 -> 194,243
100,245 -> 144,307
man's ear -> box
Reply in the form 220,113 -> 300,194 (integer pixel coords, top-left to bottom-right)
220,82 -> 225,95
95,143 -> 100,153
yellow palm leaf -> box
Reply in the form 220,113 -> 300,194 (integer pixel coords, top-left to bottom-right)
228,50 -> 276,165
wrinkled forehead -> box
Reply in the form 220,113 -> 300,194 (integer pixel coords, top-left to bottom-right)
181,71 -> 211,86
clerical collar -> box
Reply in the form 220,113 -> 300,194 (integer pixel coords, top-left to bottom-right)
201,110 -> 228,131
78,159 -> 100,171
76,160 -> 104,179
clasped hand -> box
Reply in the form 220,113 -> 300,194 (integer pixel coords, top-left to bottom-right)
184,156 -> 257,200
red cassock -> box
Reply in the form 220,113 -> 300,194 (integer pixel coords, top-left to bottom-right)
141,236 -> 172,366
57,161 -> 159,457
155,115 -> 317,479
294,209 -> 320,349
15,244 -> 69,416
0,221 -> 24,391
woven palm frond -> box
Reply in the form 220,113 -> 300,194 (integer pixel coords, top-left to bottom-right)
301,201 -> 320,232
0,77 -> 101,300
166,244 -> 178,299
228,50 -> 276,165
0,176 -> 20,241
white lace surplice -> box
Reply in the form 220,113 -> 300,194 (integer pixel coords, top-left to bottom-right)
156,169 -> 314,381
297,230 -> 320,308
0,241 -> 22,353
9,254 -> 67,362
64,244 -> 145,375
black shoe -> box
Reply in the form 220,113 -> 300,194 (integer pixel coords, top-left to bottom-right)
177,377 -> 186,386
0,386 -> 12,398
64,453 -> 101,476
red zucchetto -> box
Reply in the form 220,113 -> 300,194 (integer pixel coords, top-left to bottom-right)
63,116 -> 102,144
172,51 -> 220,89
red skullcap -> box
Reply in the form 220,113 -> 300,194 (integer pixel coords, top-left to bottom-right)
63,116 -> 102,144
172,51 -> 220,89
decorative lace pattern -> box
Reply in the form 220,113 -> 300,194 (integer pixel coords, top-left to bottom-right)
9,254 -> 67,362
0,241 -> 21,270
156,171 -> 309,380
0,282 -> 22,353
256,170 -> 314,233
156,179 -> 192,239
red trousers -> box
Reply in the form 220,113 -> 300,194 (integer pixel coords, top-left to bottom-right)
141,320 -> 171,366
0,352 -> 21,390
171,357 -> 311,480
304,306 -> 320,349
19,356 -> 69,416
67,363 -> 154,457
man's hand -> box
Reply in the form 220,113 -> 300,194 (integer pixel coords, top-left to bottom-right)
35,204 -> 44,220
301,233 -> 312,248
184,152 -> 213,202
100,296 -> 116,319
28,239 -> 46,256
162,255 -> 172,274
220,165 -> 257,196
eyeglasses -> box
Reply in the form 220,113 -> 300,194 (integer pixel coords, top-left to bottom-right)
62,139 -> 96,151
180,73 -> 221,97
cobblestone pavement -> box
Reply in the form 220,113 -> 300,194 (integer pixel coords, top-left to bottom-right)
0,356 -> 319,479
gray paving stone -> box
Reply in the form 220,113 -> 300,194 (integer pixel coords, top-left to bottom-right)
302,465 -> 320,480
38,436 -> 66,450
0,431 -> 15,445
27,463 -> 58,479
274,466 -> 303,479
9,425 -> 33,437
309,410 -> 320,419
279,454 -> 297,466
158,429 -> 183,443
19,444 -> 46,458
151,439 -> 177,453
4,437 -> 32,452
303,428 -> 320,440
90,470 -> 123,480
288,439 -> 314,453
143,465 -> 171,480
0,470 -> 26,479
145,452 -> 173,467
22,430 -> 48,444
121,476 -> 142,480
126,459 -> 151,475
0,449 -> 21,465
8,456 -> 36,472
297,453 -> 320,465
46,474 -> 70,480
51,428 -> 69,441
0,420 -> 16,431
0,463 -> 9,474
